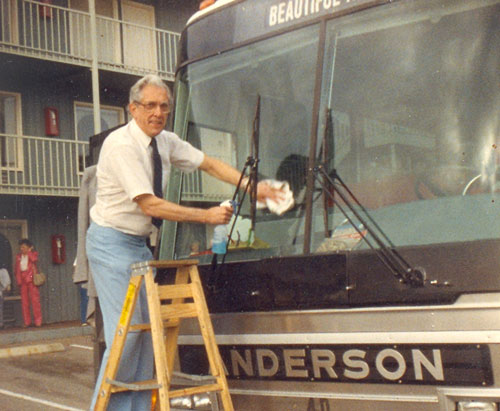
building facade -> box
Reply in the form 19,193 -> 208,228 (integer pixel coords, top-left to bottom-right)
0,0 -> 199,326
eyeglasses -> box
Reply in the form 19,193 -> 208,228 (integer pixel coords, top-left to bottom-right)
134,101 -> 170,113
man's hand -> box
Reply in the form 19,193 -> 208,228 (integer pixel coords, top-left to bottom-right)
200,156 -> 287,205
136,194 -> 236,225
256,180 -> 286,203
205,205 -> 233,225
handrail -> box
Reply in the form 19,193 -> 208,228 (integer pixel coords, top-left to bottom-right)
0,133 -> 89,197
0,0 -> 181,79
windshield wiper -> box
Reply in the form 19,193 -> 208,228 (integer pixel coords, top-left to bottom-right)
210,95 -> 261,278
313,165 -> 425,287
318,107 -> 334,239
248,95 -> 260,234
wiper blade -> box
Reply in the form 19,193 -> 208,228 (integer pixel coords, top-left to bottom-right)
318,107 -> 333,238
313,165 -> 425,287
212,96 -> 261,267
248,95 -> 260,233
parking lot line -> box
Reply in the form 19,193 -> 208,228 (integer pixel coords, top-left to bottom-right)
0,388 -> 84,411
70,344 -> 93,351
0,343 -> 65,358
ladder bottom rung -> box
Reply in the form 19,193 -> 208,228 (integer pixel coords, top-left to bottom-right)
169,383 -> 224,399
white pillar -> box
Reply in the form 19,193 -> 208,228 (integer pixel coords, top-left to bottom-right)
89,0 -> 101,134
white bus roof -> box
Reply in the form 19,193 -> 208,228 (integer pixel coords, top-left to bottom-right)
187,0 -> 236,25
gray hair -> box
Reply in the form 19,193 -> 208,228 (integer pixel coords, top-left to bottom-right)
129,74 -> 172,104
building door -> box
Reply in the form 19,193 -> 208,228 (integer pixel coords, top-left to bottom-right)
0,234 -> 12,277
0,0 -> 18,44
74,102 -> 125,171
0,91 -> 23,172
69,0 -> 120,64
0,220 -> 27,296
121,0 -> 157,71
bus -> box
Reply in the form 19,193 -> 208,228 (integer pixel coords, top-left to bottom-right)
158,0 -> 500,409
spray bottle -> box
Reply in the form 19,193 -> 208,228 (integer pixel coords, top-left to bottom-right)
212,200 -> 236,254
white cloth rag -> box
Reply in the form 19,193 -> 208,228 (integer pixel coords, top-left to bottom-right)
257,180 -> 294,215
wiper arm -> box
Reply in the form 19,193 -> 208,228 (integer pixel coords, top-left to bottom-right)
313,165 -> 425,287
248,95 -> 260,233
318,107 -> 333,238
212,96 -> 261,267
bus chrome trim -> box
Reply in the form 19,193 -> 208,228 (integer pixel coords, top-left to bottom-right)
176,293 -> 500,338
229,388 -> 439,403
437,388 -> 500,411
179,330 -> 500,345
212,292 -> 500,316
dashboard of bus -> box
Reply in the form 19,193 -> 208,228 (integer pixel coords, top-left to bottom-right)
159,0 -> 500,307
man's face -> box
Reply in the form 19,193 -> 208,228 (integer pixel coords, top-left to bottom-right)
20,244 -> 30,255
129,85 -> 170,137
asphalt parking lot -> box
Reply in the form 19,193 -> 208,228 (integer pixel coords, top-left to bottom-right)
0,333 -> 95,411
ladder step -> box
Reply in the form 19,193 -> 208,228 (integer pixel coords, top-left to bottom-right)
145,259 -> 199,269
158,283 -> 193,300
129,318 -> 180,331
160,302 -> 198,319
106,378 -> 161,393
169,383 -> 224,399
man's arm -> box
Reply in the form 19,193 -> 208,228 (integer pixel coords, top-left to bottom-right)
198,155 -> 242,186
199,155 -> 285,202
135,194 -> 233,225
135,155 -> 285,225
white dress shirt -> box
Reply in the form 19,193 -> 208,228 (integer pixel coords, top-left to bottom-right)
20,255 -> 28,271
90,120 -> 204,236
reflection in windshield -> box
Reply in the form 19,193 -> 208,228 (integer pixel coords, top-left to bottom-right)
314,0 -> 499,252
173,25 -> 320,260
171,0 -> 499,261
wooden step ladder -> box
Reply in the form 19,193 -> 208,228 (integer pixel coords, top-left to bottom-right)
94,259 -> 234,411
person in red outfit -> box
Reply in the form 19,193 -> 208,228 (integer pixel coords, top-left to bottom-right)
15,239 -> 42,327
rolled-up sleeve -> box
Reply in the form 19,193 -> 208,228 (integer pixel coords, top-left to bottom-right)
163,133 -> 204,173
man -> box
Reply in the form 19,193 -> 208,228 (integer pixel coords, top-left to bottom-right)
87,74 -> 281,410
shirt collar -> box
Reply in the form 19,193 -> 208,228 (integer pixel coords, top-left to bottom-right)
130,119 -> 156,149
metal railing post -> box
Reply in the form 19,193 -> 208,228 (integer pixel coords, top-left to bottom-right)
88,0 -> 101,135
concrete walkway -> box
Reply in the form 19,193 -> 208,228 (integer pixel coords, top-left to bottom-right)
0,321 -> 94,346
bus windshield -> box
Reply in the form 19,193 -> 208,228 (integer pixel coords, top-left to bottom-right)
169,0 -> 499,263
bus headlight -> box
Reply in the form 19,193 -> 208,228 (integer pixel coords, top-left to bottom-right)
457,401 -> 498,411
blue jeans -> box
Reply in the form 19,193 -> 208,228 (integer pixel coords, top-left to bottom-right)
86,222 -> 154,411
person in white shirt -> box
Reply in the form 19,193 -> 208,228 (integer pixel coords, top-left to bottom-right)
86,74 -> 282,410
0,264 -> 11,329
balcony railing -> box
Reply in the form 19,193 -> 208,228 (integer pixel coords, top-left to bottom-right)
0,0 -> 180,79
0,133 -> 88,197
0,132 -> 309,200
